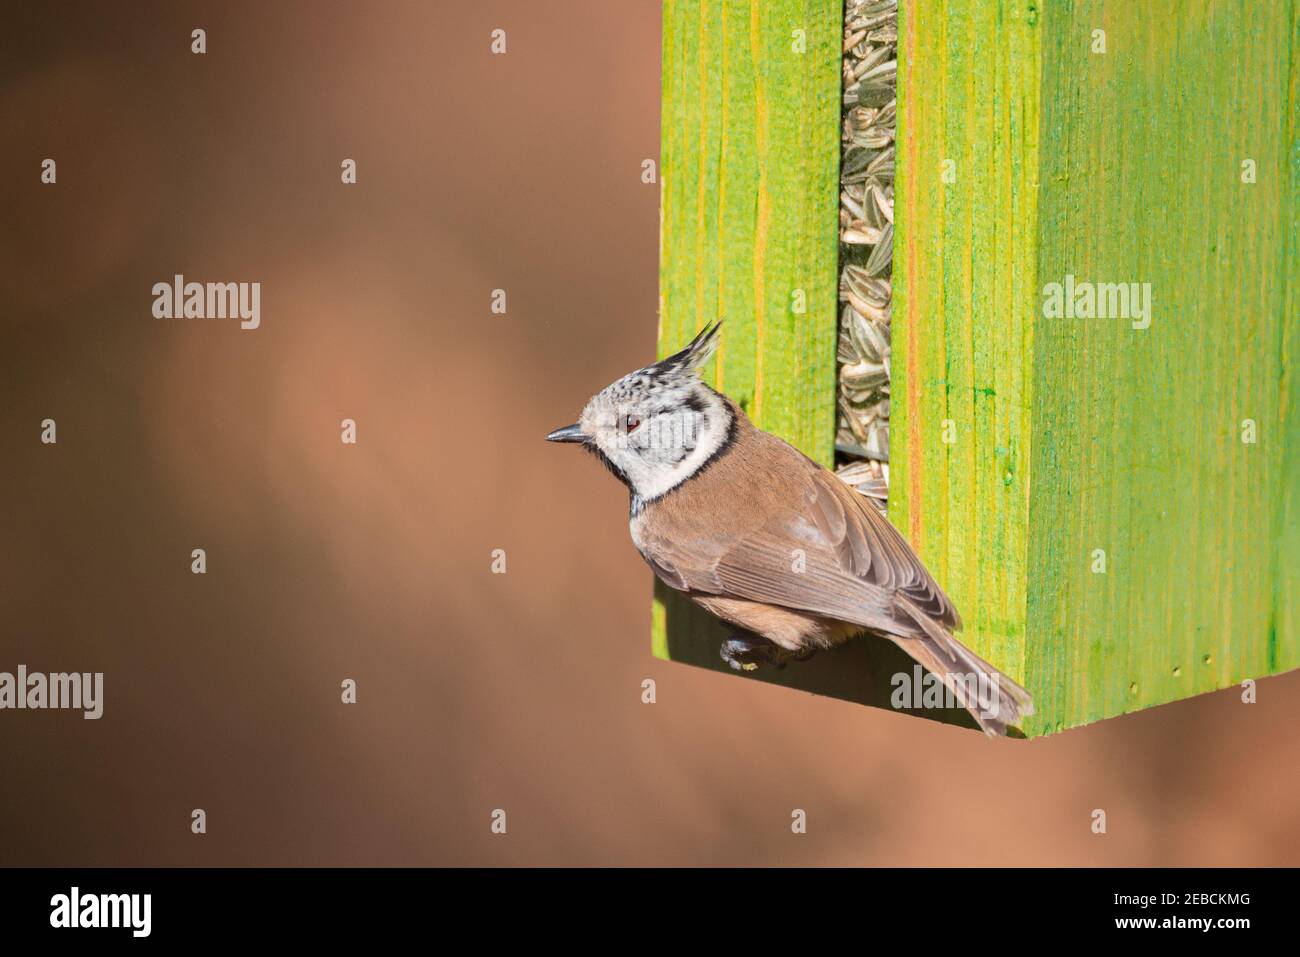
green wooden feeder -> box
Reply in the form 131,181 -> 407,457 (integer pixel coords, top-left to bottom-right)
652,0 -> 1299,736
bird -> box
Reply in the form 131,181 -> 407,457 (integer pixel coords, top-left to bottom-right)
547,322 -> 1034,736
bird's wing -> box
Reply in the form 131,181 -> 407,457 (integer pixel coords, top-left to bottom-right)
686,463 -> 961,634
805,465 -> 961,630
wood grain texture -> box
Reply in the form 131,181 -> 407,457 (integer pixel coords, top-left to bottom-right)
892,0 -> 1042,705
657,0 -> 840,452
1027,0 -> 1299,732
894,0 -> 1299,735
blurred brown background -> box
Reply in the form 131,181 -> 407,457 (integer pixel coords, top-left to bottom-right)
2,0 -> 1298,867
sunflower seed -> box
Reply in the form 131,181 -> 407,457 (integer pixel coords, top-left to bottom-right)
862,223 -> 893,275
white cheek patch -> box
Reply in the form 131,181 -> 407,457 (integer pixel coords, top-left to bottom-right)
641,412 -> 698,462
628,396 -> 730,502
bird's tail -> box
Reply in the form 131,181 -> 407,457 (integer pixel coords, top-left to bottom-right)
891,596 -> 1035,737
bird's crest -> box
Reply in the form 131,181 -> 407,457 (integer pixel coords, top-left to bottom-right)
650,321 -> 721,380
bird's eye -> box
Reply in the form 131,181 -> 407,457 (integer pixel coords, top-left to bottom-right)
623,414 -> 642,433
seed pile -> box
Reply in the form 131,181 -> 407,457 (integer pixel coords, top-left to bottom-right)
835,0 -> 896,510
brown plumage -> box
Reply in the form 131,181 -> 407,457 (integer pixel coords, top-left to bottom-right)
549,323 -> 1033,736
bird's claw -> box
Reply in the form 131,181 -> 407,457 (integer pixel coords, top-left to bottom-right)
720,636 -> 776,672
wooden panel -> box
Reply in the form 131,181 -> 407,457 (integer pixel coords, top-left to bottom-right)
891,0 -> 1042,699
657,0 -> 840,456
1026,0 -> 1299,732
893,0 -> 1298,735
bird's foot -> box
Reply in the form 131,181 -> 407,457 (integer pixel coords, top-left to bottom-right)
720,634 -> 797,672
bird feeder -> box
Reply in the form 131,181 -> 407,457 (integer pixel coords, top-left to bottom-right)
652,0 -> 1299,736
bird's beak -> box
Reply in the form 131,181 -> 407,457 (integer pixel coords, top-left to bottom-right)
546,424 -> 588,444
